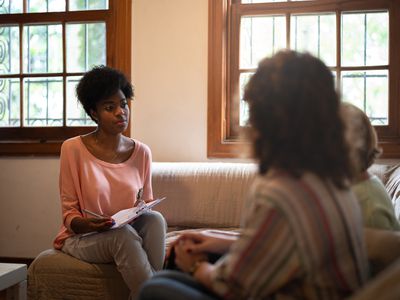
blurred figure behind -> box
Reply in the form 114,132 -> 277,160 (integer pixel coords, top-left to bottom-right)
342,102 -> 400,231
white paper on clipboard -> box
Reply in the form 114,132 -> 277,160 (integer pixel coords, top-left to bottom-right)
110,197 -> 166,228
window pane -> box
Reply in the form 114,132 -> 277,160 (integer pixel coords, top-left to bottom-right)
66,22 -> 106,72
0,26 -> 20,74
23,77 -> 63,127
0,0 -> 23,14
240,15 -> 286,69
69,0 -> 108,11
239,72 -> 253,126
0,78 -> 20,127
341,70 -> 388,125
342,12 -> 388,67
23,25 -> 63,73
291,13 -> 336,66
27,0 -> 65,12
67,76 -> 95,126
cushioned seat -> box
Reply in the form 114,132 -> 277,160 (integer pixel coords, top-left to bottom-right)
27,249 -> 129,300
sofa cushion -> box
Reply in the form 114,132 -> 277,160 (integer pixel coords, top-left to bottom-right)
368,163 -> 393,184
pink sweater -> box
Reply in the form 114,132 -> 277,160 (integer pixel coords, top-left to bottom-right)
53,136 -> 153,249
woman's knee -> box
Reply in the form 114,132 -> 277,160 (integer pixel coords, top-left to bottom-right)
139,211 -> 167,231
146,210 -> 166,224
104,226 -> 148,256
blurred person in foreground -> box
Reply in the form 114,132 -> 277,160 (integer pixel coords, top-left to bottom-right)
138,50 -> 369,300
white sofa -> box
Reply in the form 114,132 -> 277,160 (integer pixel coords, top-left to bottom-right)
27,162 -> 400,299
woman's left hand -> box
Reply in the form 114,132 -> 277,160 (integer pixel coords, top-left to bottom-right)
174,238 -> 207,273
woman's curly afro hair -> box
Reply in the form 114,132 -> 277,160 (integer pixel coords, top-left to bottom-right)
76,65 -> 134,121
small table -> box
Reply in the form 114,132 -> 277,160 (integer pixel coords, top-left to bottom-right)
0,263 -> 27,300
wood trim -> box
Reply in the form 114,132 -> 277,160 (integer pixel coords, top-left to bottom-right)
236,0 -> 393,15
0,127 -> 93,140
208,0 -> 240,157
0,141 -> 62,156
108,0 -> 132,79
0,10 -> 109,24
0,72 -> 89,78
108,0 -> 132,138
62,20 -> 67,127
387,0 -> 400,138
207,0 -> 252,158
228,4 -> 243,139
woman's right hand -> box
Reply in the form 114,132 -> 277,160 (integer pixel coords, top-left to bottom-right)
71,216 -> 114,234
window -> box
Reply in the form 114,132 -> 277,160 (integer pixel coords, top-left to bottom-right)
208,0 -> 400,158
0,0 -> 132,155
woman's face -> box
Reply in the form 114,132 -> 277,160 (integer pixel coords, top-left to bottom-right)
91,89 -> 130,134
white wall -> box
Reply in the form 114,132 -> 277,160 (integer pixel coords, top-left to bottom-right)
0,158 -> 60,257
132,0 -> 209,161
0,0 -> 218,258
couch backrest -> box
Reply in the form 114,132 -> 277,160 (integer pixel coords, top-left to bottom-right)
152,161 -> 400,229
152,162 -> 257,229
368,163 -> 393,184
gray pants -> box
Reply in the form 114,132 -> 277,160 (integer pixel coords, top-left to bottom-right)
62,211 -> 166,299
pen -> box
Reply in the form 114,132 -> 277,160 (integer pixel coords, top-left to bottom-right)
83,208 -> 104,219
134,188 -> 144,207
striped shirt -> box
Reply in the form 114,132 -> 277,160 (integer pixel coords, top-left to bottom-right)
211,170 -> 368,300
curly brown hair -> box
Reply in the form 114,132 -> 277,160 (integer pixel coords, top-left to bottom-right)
244,50 -> 355,188
76,65 -> 134,123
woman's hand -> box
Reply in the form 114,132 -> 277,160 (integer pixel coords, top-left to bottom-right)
174,238 -> 220,291
71,216 -> 114,234
165,230 -> 238,262
177,230 -> 237,255
174,238 -> 208,273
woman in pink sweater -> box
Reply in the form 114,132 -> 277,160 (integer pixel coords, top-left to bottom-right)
53,65 -> 166,299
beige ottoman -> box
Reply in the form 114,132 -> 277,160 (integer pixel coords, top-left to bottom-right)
27,249 -> 129,300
